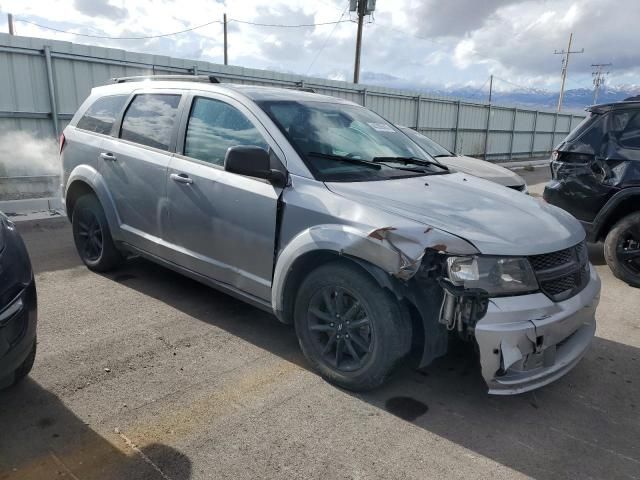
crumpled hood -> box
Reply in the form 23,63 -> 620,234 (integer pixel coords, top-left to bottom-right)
326,173 -> 584,256
439,155 -> 525,187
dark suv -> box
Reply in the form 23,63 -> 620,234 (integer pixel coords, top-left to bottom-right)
0,212 -> 37,389
544,98 -> 640,286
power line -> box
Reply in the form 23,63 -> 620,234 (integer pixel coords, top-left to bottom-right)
231,19 -> 352,28
16,18 -> 225,39
15,17 -> 352,40
305,2 -> 350,75
492,75 -> 541,94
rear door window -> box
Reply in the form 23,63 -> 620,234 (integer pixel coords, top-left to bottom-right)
76,95 -> 128,135
613,110 -> 640,149
120,94 -> 181,151
184,97 -> 268,166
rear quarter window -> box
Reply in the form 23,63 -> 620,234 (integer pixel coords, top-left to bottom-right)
120,94 -> 182,151
76,95 -> 128,135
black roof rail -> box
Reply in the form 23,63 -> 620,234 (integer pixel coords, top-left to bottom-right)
111,75 -> 220,84
293,86 -> 317,93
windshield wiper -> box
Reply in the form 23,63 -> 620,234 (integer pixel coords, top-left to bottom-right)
371,156 -> 449,171
307,152 -> 381,169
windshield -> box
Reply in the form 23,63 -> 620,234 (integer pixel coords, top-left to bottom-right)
399,127 -> 453,157
258,100 -> 445,181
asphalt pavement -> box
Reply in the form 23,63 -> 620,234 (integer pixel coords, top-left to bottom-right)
1,168 -> 638,480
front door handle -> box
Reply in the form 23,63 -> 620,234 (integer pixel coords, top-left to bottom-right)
170,173 -> 194,185
100,152 -> 117,161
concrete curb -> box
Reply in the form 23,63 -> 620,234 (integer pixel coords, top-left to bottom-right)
0,197 -> 63,213
13,215 -> 69,233
503,159 -> 550,170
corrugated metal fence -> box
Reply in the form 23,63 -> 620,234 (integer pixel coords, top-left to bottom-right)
0,32 -> 583,164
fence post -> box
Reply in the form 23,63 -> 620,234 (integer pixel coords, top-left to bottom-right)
530,111 -> 538,158
550,112 -> 558,153
509,108 -> 517,161
483,104 -> 492,160
453,100 -> 461,154
414,96 -> 421,130
362,88 -> 367,107
43,45 -> 59,138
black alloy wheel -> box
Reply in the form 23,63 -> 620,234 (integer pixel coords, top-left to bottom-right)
307,286 -> 373,372
72,194 -> 122,272
294,262 -> 412,391
76,206 -> 104,263
615,225 -> 640,275
605,211 -> 640,287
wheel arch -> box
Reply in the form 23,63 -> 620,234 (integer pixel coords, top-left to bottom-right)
594,188 -> 640,241
64,165 -> 121,239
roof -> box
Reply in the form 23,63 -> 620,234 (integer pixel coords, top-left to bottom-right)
92,79 -> 357,105
588,98 -> 640,114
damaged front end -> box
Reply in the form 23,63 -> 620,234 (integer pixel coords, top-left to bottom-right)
371,234 -> 601,395
431,249 -> 600,395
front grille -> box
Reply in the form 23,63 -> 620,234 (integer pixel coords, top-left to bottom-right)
529,246 -> 575,271
529,241 -> 589,302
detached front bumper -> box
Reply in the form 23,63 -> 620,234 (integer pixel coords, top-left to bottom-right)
475,265 -> 601,395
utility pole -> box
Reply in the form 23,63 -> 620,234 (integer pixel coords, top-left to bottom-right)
223,13 -> 228,65
351,0 -> 376,84
592,63 -> 611,104
554,33 -> 584,112
352,0 -> 366,84
8,13 -> 14,35
488,74 -> 493,104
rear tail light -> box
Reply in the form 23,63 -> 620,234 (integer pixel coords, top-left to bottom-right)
59,132 -> 66,154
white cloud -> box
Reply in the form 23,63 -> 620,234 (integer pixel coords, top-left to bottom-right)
0,0 -> 638,93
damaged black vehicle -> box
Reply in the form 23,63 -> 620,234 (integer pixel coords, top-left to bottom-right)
0,212 -> 37,390
544,97 -> 640,287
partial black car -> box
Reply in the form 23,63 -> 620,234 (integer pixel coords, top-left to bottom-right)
0,212 -> 37,389
544,97 -> 640,287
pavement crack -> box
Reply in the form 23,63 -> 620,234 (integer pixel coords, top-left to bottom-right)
48,450 -> 81,480
114,427 -> 173,480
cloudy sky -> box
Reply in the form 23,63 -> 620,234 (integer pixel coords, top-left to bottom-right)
1,0 -> 639,94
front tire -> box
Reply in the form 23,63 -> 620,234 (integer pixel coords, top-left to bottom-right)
604,211 -> 640,287
12,340 -> 36,386
294,261 -> 411,391
72,194 -> 122,272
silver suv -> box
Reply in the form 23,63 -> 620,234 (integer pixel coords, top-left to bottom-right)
61,76 -> 601,394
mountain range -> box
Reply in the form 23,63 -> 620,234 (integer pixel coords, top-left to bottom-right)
359,72 -> 640,113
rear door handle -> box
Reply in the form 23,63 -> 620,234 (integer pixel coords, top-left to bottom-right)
100,152 -> 117,161
170,173 -> 194,185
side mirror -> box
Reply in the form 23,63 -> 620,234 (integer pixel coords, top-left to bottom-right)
224,146 -> 287,188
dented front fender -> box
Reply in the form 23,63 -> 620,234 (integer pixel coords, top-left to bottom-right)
271,222 -> 477,318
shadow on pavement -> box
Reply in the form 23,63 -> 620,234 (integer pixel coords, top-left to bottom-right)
0,379 -> 192,480
105,257 -> 639,480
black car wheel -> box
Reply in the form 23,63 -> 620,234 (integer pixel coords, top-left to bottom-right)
294,262 -> 411,391
604,211 -> 640,287
11,339 -> 36,387
72,195 -> 122,272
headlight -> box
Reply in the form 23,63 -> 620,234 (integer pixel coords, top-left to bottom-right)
446,256 -> 538,296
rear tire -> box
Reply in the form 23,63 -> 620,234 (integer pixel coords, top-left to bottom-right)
72,194 -> 122,272
294,261 -> 411,391
604,211 -> 640,287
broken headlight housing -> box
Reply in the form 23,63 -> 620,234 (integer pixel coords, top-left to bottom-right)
446,256 -> 538,296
